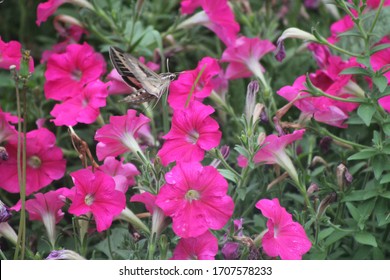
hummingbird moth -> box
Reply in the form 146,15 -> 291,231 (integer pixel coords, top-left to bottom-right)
109,46 -> 176,104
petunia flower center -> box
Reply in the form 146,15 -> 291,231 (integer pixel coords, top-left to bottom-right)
185,189 -> 200,202
71,69 -> 83,81
186,130 -> 199,144
28,155 -> 42,169
273,224 -> 279,238
84,193 -> 95,206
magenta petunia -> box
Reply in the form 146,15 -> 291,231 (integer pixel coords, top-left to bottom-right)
157,101 -> 222,166
180,0 -> 202,14
44,43 -> 106,101
201,0 -> 240,46
256,198 -> 311,260
0,37 -> 34,71
22,188 -> 67,246
131,192 -> 157,214
0,128 -> 66,195
277,56 -> 361,128
68,169 -> 126,232
50,80 -> 109,126
155,162 -> 234,238
0,108 -> 18,145
171,231 -> 219,260
97,156 -> 140,193
238,130 -> 305,184
36,0 -> 69,26
221,36 -> 275,80
168,57 -> 220,110
94,109 -> 151,161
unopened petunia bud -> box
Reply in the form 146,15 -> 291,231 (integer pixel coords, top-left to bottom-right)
46,249 -> 86,260
245,81 -> 259,123
337,163 -> 352,191
257,132 -> 266,146
210,145 -> 230,168
317,192 -> 337,218
311,156 -> 328,167
275,28 -> 318,62
307,183 -> 319,197
319,136 -> 333,153
0,146 -> 8,161
222,242 -> 241,260
252,103 -> 265,125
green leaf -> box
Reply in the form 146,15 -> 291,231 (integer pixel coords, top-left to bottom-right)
372,155 -> 386,179
346,202 -> 361,221
373,76 -> 388,93
343,190 -> 379,202
324,230 -> 351,247
380,174 -> 390,184
354,232 -> 378,247
218,169 -> 238,183
234,145 -> 250,159
236,188 -> 247,201
357,56 -> 371,68
357,103 -> 376,126
348,148 -> 378,160
370,43 -> 390,55
379,191 -> 390,199
383,123 -> 390,136
340,67 -> 371,76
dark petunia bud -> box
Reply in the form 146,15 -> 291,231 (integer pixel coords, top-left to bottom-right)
0,147 -> 8,161
274,40 -> 286,62
304,0 -> 320,9
222,242 -> 241,260
319,136 -> 332,153
317,192 -> 337,218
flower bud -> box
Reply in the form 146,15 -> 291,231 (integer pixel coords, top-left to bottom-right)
46,249 -> 86,260
0,146 -> 8,161
304,0 -> 320,9
319,136 -> 332,153
222,242 -> 241,260
317,192 -> 337,218
307,183 -> 319,197
245,81 -> 259,123
257,132 -> 266,146
337,163 -> 352,191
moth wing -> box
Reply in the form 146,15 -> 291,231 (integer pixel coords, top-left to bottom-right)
109,46 -> 161,97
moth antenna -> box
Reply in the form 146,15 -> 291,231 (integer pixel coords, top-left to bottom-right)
166,58 -> 170,73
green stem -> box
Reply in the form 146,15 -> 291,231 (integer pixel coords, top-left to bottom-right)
368,0 -> 385,35
209,149 -> 241,179
185,65 -> 207,108
311,126 -> 369,150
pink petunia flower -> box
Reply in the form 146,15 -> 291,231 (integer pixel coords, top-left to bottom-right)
41,18 -> 88,63
238,130 -> 305,184
18,188 -> 68,246
44,43 -> 106,101
168,57 -> 220,110
68,169 -> 126,232
277,56 -> 361,128
179,0 -> 239,46
221,36 -> 275,81
0,128 -> 66,195
131,192 -> 168,236
36,0 -> 93,26
180,0 -> 202,14
157,101 -> 222,166
0,37 -> 34,71
50,80 -> 109,126
97,156 -> 139,193
256,198 -> 312,260
155,162 -> 234,238
171,231 -> 219,260
0,108 -> 18,145
94,109 -> 151,161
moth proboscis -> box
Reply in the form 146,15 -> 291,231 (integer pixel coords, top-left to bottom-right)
109,46 -> 176,104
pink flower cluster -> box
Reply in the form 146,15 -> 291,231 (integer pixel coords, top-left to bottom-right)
44,42 -> 109,126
